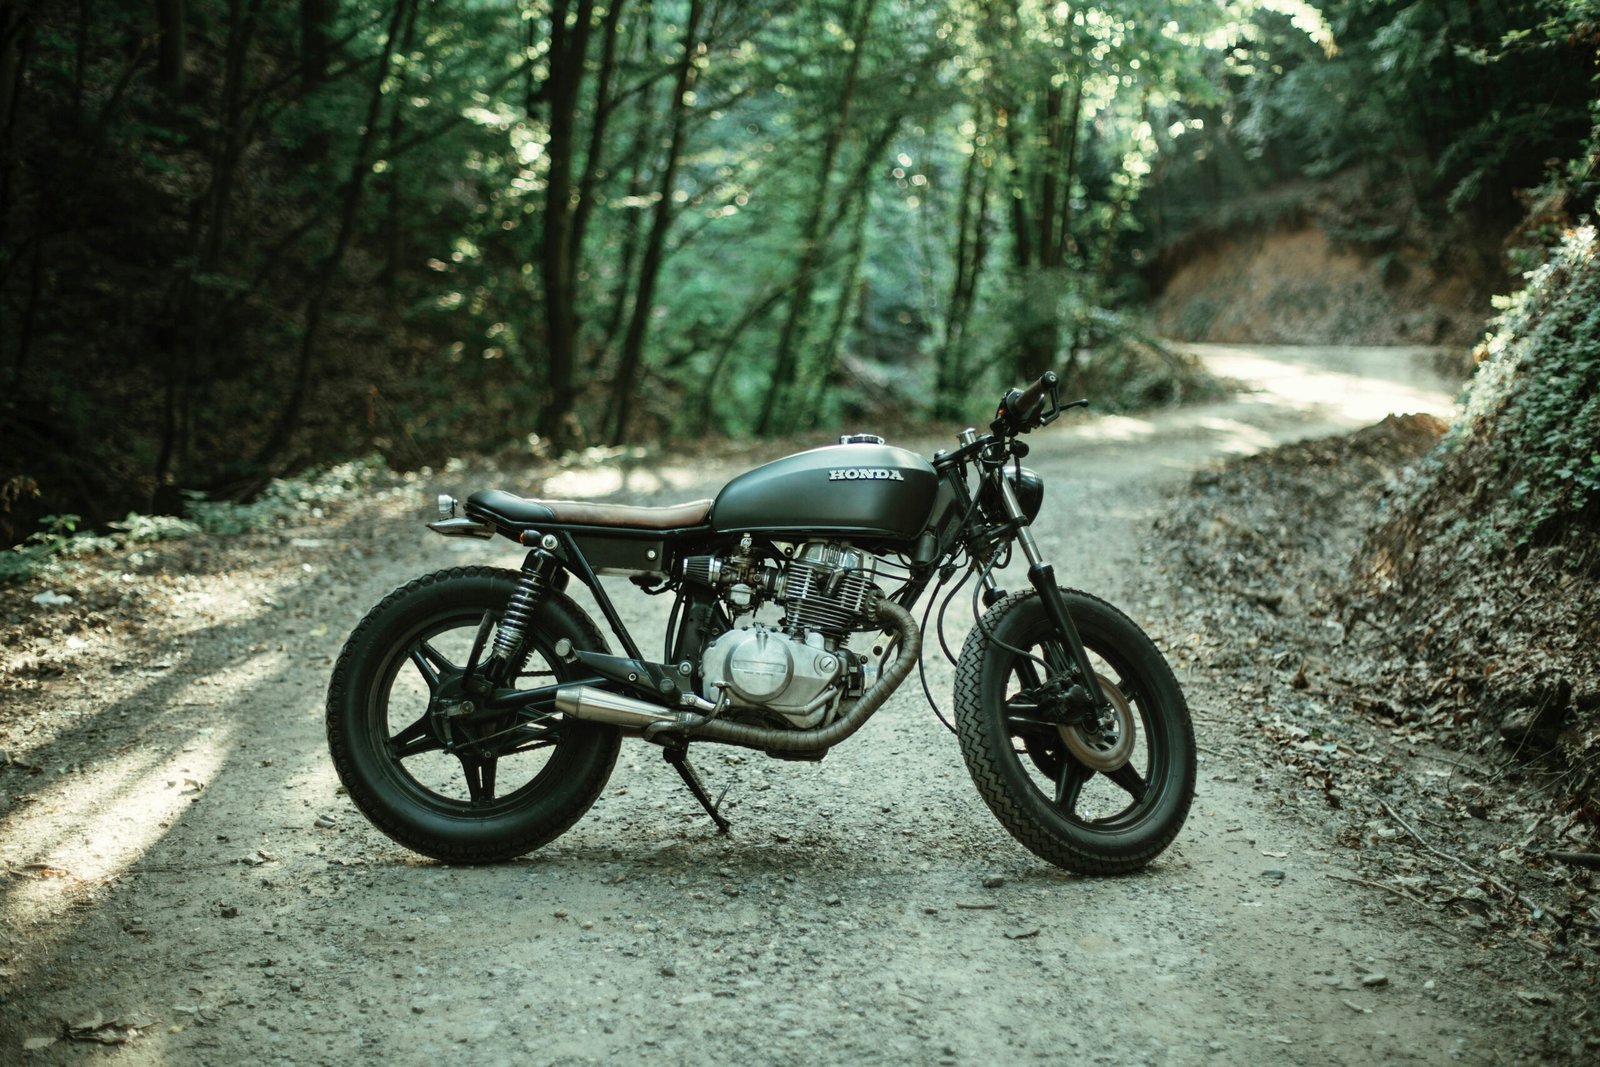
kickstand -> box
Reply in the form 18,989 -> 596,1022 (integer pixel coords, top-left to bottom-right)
663,746 -> 732,834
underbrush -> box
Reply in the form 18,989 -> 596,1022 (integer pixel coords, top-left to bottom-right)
1353,216 -> 1600,820
0,457 -> 389,585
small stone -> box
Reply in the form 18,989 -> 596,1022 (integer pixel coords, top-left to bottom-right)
580,921 -> 594,930
553,910 -> 568,919
1361,973 -> 1389,988
1262,869 -> 1286,881
659,964 -> 677,977
982,876 -> 1005,889
411,1002 -> 426,1014
219,905 -> 239,919
313,814 -> 336,829
825,895 -> 842,906
1206,1040 -> 1226,1053
289,978 -> 304,992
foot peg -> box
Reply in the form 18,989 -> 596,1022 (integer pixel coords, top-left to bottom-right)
663,747 -> 731,834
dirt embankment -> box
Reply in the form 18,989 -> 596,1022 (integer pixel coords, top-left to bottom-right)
1150,226 -> 1492,347
1146,174 -> 1504,348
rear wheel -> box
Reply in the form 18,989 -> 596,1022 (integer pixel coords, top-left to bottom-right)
953,588 -> 1195,874
326,567 -> 619,862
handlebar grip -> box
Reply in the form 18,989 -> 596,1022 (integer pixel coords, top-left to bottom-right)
1013,371 -> 1058,419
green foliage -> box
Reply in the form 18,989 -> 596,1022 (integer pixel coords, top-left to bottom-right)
1150,0 -> 1598,251
181,457 -> 388,536
1448,216 -> 1600,543
13,0 -> 1594,541
0,457 -> 384,584
0,514 -> 118,584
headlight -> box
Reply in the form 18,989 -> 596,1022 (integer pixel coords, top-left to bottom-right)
1009,467 -> 1044,523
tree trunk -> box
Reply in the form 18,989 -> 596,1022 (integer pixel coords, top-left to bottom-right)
379,0 -> 421,295
534,0 -> 596,450
1000,106 -> 1031,270
1054,75 -> 1082,261
156,0 -> 266,488
300,0 -> 335,90
0,2 -> 29,292
756,0 -> 877,436
604,0 -> 702,446
799,187 -> 871,424
936,129 -> 992,418
155,0 -> 186,98
570,0 -> 628,285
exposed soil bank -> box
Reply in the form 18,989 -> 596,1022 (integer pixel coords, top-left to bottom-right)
1149,226 -> 1496,348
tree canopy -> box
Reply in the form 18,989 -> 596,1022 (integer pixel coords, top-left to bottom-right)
1,0 -> 1596,540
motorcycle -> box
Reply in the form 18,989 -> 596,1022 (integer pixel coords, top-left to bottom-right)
326,373 -> 1196,874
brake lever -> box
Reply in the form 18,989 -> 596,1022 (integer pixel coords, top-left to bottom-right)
1036,384 -> 1088,428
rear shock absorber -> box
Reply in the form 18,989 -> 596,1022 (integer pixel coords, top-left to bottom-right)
491,545 -> 562,668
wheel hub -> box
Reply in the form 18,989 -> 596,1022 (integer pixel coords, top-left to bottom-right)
1059,672 -> 1136,771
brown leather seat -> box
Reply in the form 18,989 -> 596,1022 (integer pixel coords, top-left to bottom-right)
469,489 -> 713,531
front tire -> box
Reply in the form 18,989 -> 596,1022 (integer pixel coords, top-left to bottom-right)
326,566 -> 620,862
953,588 -> 1195,874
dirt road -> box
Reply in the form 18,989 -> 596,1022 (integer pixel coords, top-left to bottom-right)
5,344 -> 1552,1065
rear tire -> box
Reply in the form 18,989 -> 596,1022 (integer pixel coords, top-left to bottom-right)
326,567 -> 620,862
953,587 -> 1195,874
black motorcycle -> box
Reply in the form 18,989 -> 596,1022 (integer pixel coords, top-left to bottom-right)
327,373 -> 1196,874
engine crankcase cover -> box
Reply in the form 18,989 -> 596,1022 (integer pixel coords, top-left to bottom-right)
702,626 -> 842,716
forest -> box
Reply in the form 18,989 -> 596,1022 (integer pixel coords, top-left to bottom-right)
0,0 -> 1596,542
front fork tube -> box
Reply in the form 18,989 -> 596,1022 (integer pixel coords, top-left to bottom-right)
995,474 -> 1105,706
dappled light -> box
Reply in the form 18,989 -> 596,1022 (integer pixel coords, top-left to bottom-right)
1182,344 -> 1460,424
1,720 -> 234,927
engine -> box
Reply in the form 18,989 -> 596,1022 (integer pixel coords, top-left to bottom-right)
681,541 -> 881,728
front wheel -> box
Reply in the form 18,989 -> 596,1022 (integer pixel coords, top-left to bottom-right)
326,566 -> 620,862
953,588 -> 1195,874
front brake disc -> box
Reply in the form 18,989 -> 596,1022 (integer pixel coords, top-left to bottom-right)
1060,672 -> 1136,771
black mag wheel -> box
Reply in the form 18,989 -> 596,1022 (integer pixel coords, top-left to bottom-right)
953,587 -> 1196,875
326,566 -> 620,862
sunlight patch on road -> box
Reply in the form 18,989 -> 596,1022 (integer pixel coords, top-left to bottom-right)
0,722 -> 235,921
1193,416 -> 1280,454
1181,343 -> 1460,426
1070,414 -> 1157,442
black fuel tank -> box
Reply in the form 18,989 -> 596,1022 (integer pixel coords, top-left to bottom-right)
711,444 -> 938,540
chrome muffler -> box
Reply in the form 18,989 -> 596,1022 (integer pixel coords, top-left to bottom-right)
554,685 -> 688,729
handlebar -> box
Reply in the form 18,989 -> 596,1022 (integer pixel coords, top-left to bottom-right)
992,371 -> 1059,435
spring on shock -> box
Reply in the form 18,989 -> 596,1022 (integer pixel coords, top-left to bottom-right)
491,570 -> 544,664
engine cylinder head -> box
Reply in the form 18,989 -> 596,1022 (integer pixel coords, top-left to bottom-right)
783,542 -> 877,637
